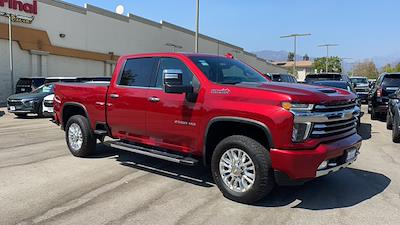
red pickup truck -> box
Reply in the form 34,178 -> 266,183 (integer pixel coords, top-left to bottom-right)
53,53 -> 362,203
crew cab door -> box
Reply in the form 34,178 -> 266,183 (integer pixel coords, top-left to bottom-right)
145,57 -> 203,154
106,57 -> 158,142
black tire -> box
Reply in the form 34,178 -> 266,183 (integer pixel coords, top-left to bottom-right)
65,115 -> 96,157
15,113 -> 27,118
211,135 -> 274,204
393,117 -> 400,143
37,104 -> 44,118
371,107 -> 379,120
386,111 -> 393,130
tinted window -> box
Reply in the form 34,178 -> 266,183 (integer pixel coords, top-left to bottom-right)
350,78 -> 368,84
272,75 -> 283,82
383,75 -> 400,86
155,58 -> 194,88
190,56 -> 267,84
119,58 -> 157,87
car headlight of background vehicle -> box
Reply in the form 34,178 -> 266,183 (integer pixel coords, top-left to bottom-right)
282,102 -> 314,142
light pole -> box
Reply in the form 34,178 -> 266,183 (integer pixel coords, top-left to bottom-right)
195,0 -> 200,53
280,33 -> 311,77
0,12 -> 34,94
318,44 -> 339,73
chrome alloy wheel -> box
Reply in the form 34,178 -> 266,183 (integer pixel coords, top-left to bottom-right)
219,148 -> 256,193
68,123 -> 83,151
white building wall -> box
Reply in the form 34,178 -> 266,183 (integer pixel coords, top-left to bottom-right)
0,0 -> 286,105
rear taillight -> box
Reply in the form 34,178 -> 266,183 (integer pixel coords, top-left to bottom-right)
377,87 -> 382,97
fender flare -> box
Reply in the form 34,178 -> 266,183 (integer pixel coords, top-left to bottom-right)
61,102 -> 90,129
203,116 -> 274,166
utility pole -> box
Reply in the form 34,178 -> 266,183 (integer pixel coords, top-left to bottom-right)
195,0 -> 200,53
318,44 -> 339,73
8,15 -> 14,94
280,33 -> 311,77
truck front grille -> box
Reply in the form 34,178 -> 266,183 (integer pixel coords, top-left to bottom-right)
310,101 -> 358,138
313,100 -> 357,112
311,118 -> 357,138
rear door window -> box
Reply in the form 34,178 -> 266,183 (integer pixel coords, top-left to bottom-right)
119,58 -> 158,87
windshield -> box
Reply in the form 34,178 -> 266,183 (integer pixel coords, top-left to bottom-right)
189,56 -> 268,84
32,84 -> 54,93
350,78 -> 368,84
383,75 -> 400,86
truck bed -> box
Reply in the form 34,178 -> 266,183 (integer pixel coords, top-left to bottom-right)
54,83 -> 109,128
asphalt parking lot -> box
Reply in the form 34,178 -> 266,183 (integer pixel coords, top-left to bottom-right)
0,106 -> 399,225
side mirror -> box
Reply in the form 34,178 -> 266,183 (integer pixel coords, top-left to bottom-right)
163,69 -> 193,94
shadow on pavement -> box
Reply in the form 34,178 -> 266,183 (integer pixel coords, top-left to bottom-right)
257,168 -> 390,210
91,144 -> 214,188
358,123 -> 372,140
0,111 -> 4,117
91,145 -> 390,210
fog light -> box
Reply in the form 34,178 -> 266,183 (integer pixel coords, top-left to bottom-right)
318,160 -> 328,170
292,122 -> 312,142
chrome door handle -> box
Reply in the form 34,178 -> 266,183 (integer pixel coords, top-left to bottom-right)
110,94 -> 119,99
148,96 -> 160,102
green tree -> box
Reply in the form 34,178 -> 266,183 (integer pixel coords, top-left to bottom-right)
287,52 -> 295,61
313,56 -> 342,73
353,60 -> 379,79
382,64 -> 394,73
394,63 -> 400,72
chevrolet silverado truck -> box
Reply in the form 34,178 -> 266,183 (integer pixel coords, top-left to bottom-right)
53,53 -> 362,203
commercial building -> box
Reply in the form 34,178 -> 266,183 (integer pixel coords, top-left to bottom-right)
0,0 -> 286,104
272,60 -> 315,81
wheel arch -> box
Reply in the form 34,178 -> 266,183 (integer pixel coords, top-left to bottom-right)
61,102 -> 90,130
203,116 -> 274,166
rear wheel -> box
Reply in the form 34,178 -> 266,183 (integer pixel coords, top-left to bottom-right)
211,135 -> 274,204
65,115 -> 96,157
371,107 -> 379,120
386,111 -> 393,130
392,117 -> 400,143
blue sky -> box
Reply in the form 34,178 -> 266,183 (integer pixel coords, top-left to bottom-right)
64,0 -> 399,61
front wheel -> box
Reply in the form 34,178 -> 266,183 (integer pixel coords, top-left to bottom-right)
386,111 -> 393,130
371,107 -> 379,120
65,115 -> 96,157
392,117 -> 400,143
211,135 -> 275,204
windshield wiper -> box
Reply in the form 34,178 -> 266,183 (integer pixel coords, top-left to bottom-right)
220,81 -> 242,85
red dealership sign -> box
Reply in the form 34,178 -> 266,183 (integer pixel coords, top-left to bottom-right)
0,0 -> 37,15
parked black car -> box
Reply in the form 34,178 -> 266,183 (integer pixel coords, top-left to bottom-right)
350,76 -> 369,103
271,73 -> 297,83
369,73 -> 400,120
15,77 -> 46,94
305,73 -> 351,84
7,83 -> 55,118
386,89 -> 400,143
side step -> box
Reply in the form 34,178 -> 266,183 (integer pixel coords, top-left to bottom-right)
94,130 -> 108,135
103,141 -> 198,166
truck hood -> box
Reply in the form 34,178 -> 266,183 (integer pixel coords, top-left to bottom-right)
235,82 -> 356,104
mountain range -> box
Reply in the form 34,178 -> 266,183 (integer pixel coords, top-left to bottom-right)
253,50 -> 400,71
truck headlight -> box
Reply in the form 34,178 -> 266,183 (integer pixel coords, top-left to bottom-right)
292,122 -> 312,142
282,102 -> 314,111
